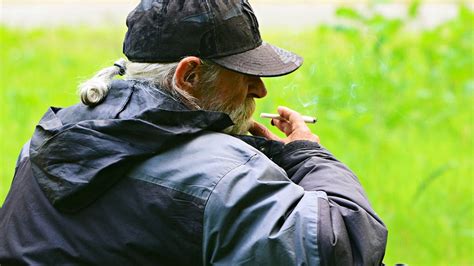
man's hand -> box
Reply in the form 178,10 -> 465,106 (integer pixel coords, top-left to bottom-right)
249,106 -> 320,144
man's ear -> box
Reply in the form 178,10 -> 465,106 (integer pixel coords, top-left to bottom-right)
175,56 -> 202,95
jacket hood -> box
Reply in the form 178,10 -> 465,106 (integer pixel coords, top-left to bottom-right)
29,80 -> 233,213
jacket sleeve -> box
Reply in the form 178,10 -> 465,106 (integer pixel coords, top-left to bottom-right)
13,141 -> 30,178
275,141 -> 387,265
202,141 -> 387,266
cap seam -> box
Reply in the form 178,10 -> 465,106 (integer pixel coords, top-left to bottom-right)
203,0 -> 218,55
203,40 -> 263,59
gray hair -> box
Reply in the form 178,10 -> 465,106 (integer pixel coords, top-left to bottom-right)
78,58 -> 220,109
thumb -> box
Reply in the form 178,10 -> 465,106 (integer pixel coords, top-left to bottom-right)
249,121 -> 283,142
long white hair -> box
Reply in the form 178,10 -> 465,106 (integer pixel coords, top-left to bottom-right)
78,58 -> 254,134
78,58 -> 220,109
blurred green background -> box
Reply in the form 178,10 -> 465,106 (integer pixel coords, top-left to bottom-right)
1,2 -> 473,265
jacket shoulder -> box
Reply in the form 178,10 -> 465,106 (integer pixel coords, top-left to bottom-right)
126,132 -> 263,201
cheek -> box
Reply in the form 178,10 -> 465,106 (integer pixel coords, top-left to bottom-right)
229,88 -> 248,109
220,81 -> 248,106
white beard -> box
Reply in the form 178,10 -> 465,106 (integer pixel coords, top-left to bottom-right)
200,95 -> 255,135
221,98 -> 255,135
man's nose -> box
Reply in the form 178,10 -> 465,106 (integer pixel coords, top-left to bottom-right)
248,76 -> 267,98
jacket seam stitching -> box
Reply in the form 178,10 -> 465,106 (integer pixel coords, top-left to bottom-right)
200,152 -> 257,264
202,153 -> 257,207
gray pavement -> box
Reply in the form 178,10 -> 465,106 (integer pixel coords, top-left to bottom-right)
0,2 -> 470,29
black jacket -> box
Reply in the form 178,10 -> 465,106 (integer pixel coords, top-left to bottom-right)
0,80 -> 387,265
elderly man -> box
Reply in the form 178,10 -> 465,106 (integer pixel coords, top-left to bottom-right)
0,0 -> 387,265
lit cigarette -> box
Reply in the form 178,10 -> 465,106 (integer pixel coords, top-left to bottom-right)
260,113 -> 317,124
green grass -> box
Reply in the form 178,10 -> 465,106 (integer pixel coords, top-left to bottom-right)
1,5 -> 473,265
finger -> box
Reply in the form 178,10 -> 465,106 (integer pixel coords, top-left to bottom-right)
249,121 -> 283,142
277,106 -> 306,131
272,118 -> 292,136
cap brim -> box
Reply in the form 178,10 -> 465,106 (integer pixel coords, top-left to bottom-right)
208,42 -> 303,77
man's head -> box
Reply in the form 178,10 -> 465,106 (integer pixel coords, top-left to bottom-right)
123,0 -> 302,133
80,0 -> 301,135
